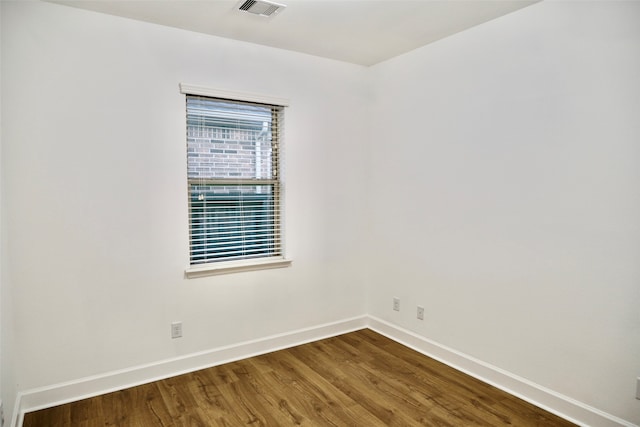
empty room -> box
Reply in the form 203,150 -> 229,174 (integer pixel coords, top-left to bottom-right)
1,0 -> 639,426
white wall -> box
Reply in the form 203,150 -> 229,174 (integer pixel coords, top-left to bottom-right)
0,3 -> 16,423
368,1 -> 640,424
0,0 -> 3,408
1,0 -> 369,404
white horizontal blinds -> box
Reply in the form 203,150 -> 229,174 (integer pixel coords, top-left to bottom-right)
186,95 -> 283,264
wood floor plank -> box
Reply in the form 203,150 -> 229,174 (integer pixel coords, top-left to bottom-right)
228,359 -> 309,425
128,383 -> 174,427
186,369 -> 248,426
207,359 -> 287,427
156,374 -> 212,427
69,396 -> 104,427
23,329 -> 576,427
348,352 -> 483,425
258,350 -> 385,426
287,341 -> 431,426
101,388 -> 133,426
338,332 -> 497,426
23,404 -> 70,427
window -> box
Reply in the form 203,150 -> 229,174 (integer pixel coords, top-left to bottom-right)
181,85 -> 290,276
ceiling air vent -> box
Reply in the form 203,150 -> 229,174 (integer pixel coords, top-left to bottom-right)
238,0 -> 286,17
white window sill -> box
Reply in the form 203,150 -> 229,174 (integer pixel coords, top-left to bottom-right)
185,258 -> 292,278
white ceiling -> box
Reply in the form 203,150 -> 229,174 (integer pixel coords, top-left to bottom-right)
49,0 -> 539,66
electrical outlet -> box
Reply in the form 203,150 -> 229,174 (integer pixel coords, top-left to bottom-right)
393,297 -> 400,311
171,321 -> 183,339
636,377 -> 640,400
417,306 -> 424,320
0,399 -> 4,427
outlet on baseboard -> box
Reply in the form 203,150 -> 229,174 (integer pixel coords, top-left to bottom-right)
393,297 -> 400,311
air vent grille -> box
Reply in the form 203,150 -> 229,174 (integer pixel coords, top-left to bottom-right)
238,0 -> 286,17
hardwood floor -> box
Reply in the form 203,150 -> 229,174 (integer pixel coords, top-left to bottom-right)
23,329 -> 575,426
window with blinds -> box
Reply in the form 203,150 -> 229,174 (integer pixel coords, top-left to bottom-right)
185,94 -> 283,266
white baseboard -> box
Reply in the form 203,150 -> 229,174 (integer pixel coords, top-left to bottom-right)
13,315 -> 637,427
13,315 -> 368,427
367,316 -> 637,427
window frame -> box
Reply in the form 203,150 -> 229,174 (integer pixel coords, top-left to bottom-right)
180,84 -> 291,277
